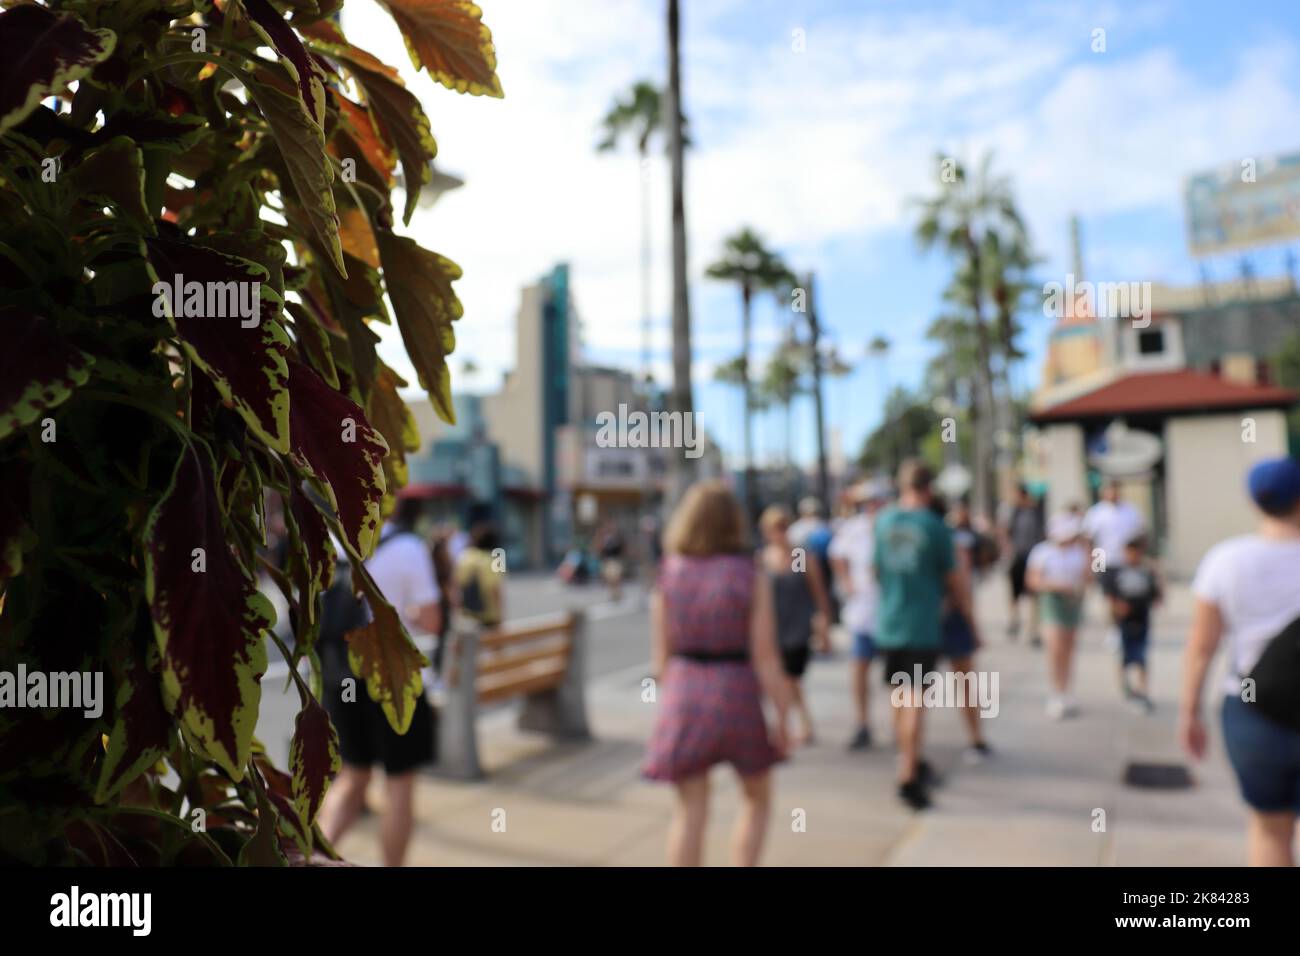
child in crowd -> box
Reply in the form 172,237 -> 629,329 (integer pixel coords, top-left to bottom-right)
1103,535 -> 1162,714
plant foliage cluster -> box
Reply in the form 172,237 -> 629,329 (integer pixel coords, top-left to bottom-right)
0,0 -> 501,865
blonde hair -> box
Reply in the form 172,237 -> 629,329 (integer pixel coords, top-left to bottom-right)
759,505 -> 792,535
663,480 -> 749,557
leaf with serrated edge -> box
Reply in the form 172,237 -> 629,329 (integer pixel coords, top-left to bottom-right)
290,696 -> 339,829
0,307 -> 94,442
378,0 -> 503,98
0,6 -> 117,135
248,75 -> 345,276
144,445 -> 270,779
346,561 -> 426,733
286,359 -> 388,558
374,231 -> 462,423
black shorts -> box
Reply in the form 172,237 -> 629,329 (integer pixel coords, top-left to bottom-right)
1009,552 -> 1031,599
325,672 -> 435,775
880,649 -> 941,687
781,645 -> 811,678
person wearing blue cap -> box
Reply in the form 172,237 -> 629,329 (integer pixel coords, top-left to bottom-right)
1180,456 -> 1300,866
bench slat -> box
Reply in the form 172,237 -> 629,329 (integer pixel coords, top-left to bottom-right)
477,640 -> 570,678
476,661 -> 567,704
475,612 -> 575,651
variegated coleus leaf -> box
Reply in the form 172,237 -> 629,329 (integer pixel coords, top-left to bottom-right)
331,91 -> 396,189
238,766 -> 290,866
367,362 -> 420,508
290,696 -> 339,831
145,236 -> 291,454
347,561 -> 427,734
377,0 -> 504,98
254,757 -> 314,857
0,307 -> 94,442
0,5 -> 117,136
302,22 -> 436,225
248,72 -> 345,276
374,231 -> 463,424
0,457 -> 33,580
96,617 -> 175,804
68,136 -> 153,233
286,359 -> 389,558
241,0 -> 327,129
286,481 -> 335,635
143,444 -> 271,780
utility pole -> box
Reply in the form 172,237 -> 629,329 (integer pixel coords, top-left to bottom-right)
805,272 -> 830,505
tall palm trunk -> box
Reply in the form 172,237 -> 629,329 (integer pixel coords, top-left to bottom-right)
741,284 -> 756,520
666,0 -> 693,507
993,321 -> 1017,505
806,273 -> 830,505
638,145 -> 651,386
670,0 -> 691,509
965,235 -> 997,520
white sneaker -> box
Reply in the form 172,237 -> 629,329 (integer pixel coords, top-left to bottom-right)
1045,696 -> 1068,720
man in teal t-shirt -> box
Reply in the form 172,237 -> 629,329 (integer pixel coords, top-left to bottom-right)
871,459 -> 973,811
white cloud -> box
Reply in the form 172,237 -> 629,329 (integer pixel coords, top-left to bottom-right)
335,0 -> 1300,446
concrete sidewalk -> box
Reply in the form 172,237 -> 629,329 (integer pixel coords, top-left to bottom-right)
332,577 -> 1251,866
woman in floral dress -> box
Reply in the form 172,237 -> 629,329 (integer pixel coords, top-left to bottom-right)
643,481 -> 792,866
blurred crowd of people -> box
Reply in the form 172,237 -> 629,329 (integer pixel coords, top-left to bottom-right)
642,456 -> 1300,867
262,450 -> 1300,869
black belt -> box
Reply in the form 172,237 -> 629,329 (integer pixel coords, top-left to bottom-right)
673,650 -> 749,663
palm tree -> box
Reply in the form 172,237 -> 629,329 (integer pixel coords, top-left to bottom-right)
981,229 -> 1039,494
706,227 -> 794,519
940,229 -> 1040,501
666,0 -> 693,506
597,81 -> 666,386
758,336 -> 807,503
913,151 -> 1026,519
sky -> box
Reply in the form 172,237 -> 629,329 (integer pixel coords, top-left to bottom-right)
341,0 -> 1300,470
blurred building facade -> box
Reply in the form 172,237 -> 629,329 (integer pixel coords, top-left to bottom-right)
1029,271 -> 1299,576
405,264 -> 722,569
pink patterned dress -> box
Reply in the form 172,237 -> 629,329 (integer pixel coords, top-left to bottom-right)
642,553 -> 782,781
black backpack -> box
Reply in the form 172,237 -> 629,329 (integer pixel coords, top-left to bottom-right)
1245,615 -> 1300,733
316,553 -> 369,682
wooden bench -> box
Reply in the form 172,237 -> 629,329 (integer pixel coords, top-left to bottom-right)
436,609 -> 591,779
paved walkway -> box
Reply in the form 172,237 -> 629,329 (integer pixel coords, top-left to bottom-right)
332,577 -> 1251,866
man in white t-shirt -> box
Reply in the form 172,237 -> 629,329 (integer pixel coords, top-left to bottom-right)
1082,480 -> 1145,572
1180,456 -> 1300,867
829,479 -> 889,751
319,497 -> 441,867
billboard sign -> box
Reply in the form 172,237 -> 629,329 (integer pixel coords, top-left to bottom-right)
1185,152 -> 1300,256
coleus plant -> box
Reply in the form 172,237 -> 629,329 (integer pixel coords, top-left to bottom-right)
0,0 -> 501,865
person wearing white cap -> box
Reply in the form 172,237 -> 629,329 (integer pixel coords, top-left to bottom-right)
829,477 -> 890,750
1025,512 -> 1090,719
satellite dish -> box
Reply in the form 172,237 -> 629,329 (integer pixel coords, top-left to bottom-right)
1088,422 -> 1162,476
936,463 -> 972,499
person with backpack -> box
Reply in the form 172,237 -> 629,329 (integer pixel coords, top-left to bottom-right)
873,460 -> 971,810
939,497 -> 993,764
317,496 -> 441,867
455,522 -> 504,627
1180,457 -> 1300,866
